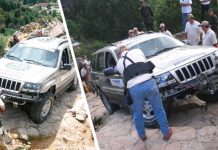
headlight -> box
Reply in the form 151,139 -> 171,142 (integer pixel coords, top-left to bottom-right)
154,72 -> 177,88
214,51 -> 218,64
22,82 -> 42,92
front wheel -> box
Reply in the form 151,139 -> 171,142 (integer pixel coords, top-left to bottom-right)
143,100 -> 170,128
29,92 -> 54,124
68,77 -> 79,91
99,90 -> 120,114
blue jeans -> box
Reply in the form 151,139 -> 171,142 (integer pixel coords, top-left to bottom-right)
129,79 -> 169,138
182,13 -> 189,31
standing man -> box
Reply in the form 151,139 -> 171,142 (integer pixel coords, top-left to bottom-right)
180,0 -> 192,31
200,0 -> 211,21
9,35 -> 20,48
185,14 -> 202,45
201,21 -> 218,47
139,0 -> 153,31
208,8 -> 218,37
128,30 -> 134,38
159,23 -> 173,37
116,45 -> 172,141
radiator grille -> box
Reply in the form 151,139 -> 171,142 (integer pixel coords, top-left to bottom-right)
175,56 -> 214,82
0,78 -> 21,92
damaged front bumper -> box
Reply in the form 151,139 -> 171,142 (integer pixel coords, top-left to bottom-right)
0,89 -> 43,105
160,73 -> 218,100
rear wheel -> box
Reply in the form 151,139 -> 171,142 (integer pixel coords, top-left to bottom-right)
29,92 -> 54,124
99,90 -> 120,114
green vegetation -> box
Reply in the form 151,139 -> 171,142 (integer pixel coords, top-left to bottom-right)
0,0 -> 59,55
62,0 -> 218,57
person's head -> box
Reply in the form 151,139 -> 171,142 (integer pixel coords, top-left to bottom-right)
128,30 -> 134,38
159,23 -> 166,32
83,63 -> 88,69
139,0 -> 146,7
188,14 -> 195,24
133,27 -> 139,35
13,35 -> 18,40
208,8 -> 214,16
117,44 -> 128,57
200,21 -> 210,32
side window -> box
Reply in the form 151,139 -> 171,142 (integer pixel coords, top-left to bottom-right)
67,47 -> 74,65
61,48 -> 69,65
105,52 -> 116,68
91,55 -> 97,71
96,52 -> 104,72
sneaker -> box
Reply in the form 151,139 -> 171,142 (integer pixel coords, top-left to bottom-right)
163,128 -> 173,141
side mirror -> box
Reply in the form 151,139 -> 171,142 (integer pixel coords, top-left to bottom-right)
104,67 -> 118,76
61,64 -> 72,71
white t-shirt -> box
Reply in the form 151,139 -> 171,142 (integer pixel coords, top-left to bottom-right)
202,28 -> 217,46
116,49 -> 152,88
180,0 -> 192,13
200,0 -> 210,5
185,20 -> 202,46
81,68 -> 88,78
160,30 -> 173,37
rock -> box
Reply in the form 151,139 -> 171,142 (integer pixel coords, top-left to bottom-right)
197,126 -> 218,143
27,127 -> 40,138
17,128 -> 28,141
76,114 -> 86,122
172,127 -> 197,141
182,140 -> 205,150
63,134 -> 82,143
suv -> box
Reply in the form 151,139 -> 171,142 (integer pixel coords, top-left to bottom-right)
0,37 -> 78,123
91,33 -> 218,128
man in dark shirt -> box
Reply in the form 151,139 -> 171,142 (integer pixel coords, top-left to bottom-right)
208,8 -> 218,37
9,35 -> 19,48
139,0 -> 153,31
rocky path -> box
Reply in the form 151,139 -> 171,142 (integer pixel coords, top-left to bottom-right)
2,89 -> 96,150
87,93 -> 218,150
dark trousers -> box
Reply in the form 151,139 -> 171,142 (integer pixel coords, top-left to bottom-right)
144,23 -> 154,31
201,4 -> 210,21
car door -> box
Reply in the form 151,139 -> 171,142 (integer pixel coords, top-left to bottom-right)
101,51 -> 125,105
56,46 -> 74,94
91,52 -> 105,91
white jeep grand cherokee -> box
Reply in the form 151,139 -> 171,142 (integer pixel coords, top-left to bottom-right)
0,37 -> 78,123
91,32 -> 218,128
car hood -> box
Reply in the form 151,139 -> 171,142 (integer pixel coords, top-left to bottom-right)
150,46 -> 218,76
0,58 -> 56,83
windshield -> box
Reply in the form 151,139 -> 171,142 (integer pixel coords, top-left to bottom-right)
130,36 -> 184,57
5,43 -> 59,68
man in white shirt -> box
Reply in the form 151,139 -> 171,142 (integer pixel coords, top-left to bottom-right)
185,14 -> 202,45
159,23 -> 173,37
201,21 -> 218,47
180,0 -> 192,31
200,0 -> 211,21
115,45 -> 172,141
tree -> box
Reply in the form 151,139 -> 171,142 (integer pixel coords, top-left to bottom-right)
0,9 -> 6,31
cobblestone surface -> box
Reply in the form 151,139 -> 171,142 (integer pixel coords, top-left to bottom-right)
87,93 -> 218,150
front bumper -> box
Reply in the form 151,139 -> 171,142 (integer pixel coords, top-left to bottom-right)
160,73 -> 218,100
0,89 -> 43,104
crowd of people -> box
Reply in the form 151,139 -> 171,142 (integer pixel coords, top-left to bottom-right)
127,0 -> 218,47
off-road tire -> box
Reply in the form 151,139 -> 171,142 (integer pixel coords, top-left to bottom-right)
29,92 -> 54,124
143,100 -> 170,128
68,77 -> 79,91
99,90 -> 120,114
197,92 -> 218,102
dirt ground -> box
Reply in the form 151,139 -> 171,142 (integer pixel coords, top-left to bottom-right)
87,93 -> 218,150
1,89 -> 96,150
